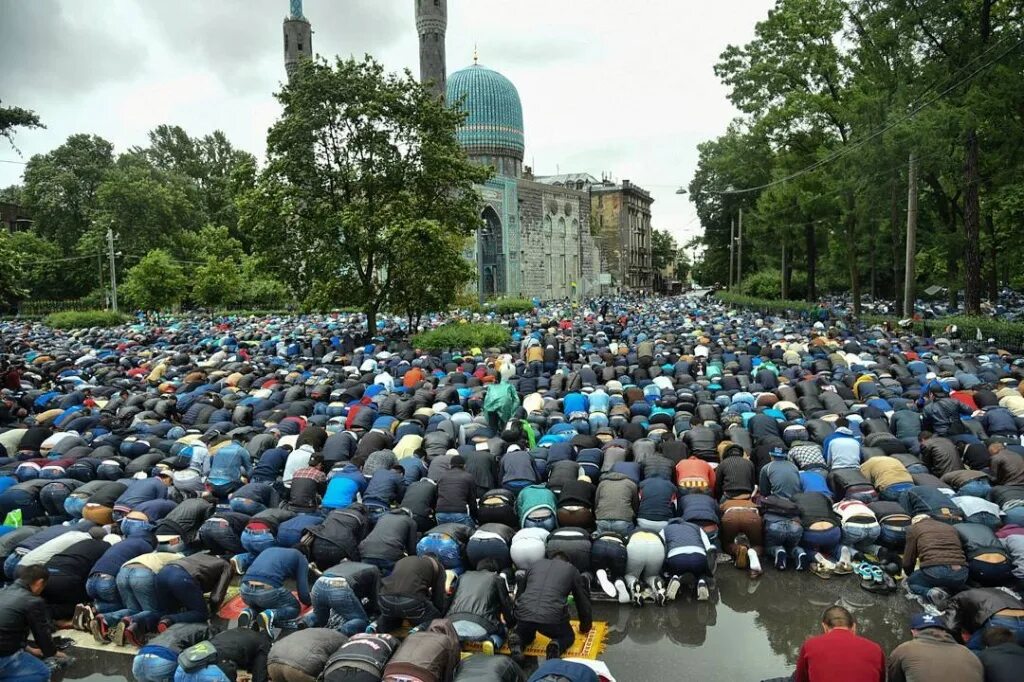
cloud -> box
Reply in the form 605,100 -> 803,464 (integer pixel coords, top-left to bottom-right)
0,0 -> 141,98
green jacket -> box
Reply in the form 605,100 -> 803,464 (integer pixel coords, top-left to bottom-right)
484,381 -> 520,423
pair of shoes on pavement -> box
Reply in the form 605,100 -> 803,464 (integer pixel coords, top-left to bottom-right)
238,608 -> 276,638
696,578 -> 710,601
73,604 -> 96,632
652,577 -> 667,606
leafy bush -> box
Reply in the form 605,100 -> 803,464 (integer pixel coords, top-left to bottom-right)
739,269 -> 807,300
716,291 -> 821,314
412,323 -> 511,351
45,310 -> 130,329
489,298 -> 534,315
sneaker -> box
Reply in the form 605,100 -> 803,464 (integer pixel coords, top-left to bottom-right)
614,579 -> 630,604
666,576 -> 682,601
545,641 -> 561,660
837,546 -> 854,573
596,569 -> 617,598
481,640 -> 495,655
508,633 -> 524,663
73,604 -> 93,631
795,552 -> 810,572
733,534 -> 750,569
156,619 -> 171,634
230,556 -> 244,576
652,577 -> 667,606
237,608 -> 255,631
630,580 -> 644,607
926,587 -> 950,609
258,611 -> 275,638
123,623 -> 143,648
696,579 -> 710,601
89,618 -> 107,644
365,621 -> 378,634
774,549 -> 787,571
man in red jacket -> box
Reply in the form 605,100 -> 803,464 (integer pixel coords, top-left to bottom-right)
794,606 -> 885,682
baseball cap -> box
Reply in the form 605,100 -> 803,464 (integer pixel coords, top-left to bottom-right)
910,613 -> 944,630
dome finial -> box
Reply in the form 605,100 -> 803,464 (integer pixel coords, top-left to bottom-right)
473,43 -> 478,65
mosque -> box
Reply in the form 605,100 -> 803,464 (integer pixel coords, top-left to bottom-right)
284,0 -> 655,299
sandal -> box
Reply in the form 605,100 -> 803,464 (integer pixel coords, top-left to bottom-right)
869,565 -> 885,584
810,564 -> 833,580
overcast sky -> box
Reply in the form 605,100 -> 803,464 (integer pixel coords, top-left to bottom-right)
0,0 -> 774,244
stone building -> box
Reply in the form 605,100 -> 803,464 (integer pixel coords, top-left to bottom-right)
537,175 -> 655,291
443,62 -> 601,300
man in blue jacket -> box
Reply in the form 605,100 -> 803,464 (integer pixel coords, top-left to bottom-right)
237,547 -> 312,639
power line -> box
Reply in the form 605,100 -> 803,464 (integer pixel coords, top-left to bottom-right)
0,159 -> 27,165
709,34 -> 1024,196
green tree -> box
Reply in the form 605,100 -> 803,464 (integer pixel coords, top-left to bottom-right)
21,134 -> 114,250
651,229 -> 678,272
387,219 -> 475,328
10,232 -> 63,300
239,55 -> 490,332
192,259 -> 243,308
0,101 -> 43,153
121,249 -> 188,311
0,229 -> 27,308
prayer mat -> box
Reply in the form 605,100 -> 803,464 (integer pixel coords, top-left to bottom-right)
462,620 -> 607,660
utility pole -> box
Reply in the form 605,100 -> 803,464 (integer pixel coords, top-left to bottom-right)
903,152 -> 918,318
728,218 -> 735,290
106,227 -> 118,313
737,208 -> 744,290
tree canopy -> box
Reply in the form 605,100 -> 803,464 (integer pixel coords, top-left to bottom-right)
239,55 -> 489,329
690,0 -> 1024,315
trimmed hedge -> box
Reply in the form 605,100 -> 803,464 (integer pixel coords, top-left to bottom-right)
489,298 -> 535,315
715,291 -> 822,314
44,310 -> 130,329
412,323 -> 511,351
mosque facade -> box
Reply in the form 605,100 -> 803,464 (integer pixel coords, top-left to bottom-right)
414,1 -> 659,300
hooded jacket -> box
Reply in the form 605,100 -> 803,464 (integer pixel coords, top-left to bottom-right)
594,472 -> 638,521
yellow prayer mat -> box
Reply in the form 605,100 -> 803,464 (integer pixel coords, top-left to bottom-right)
462,621 -> 608,660
58,627 -> 137,655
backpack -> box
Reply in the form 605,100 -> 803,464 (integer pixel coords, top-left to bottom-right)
382,619 -> 460,682
177,640 -> 218,673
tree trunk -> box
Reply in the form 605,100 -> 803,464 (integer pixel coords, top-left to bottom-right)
890,174 -> 903,314
986,213 -> 998,302
963,129 -> 982,315
844,190 -> 861,316
805,221 -> 817,302
868,215 -> 877,299
365,306 -> 377,342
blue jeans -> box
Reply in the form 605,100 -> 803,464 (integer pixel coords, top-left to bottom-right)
878,521 -> 909,550
304,577 -> 370,635
841,522 -> 880,548
86,573 -> 122,613
800,526 -> 842,555
435,512 -> 476,528
139,565 -> 208,631
133,649 -> 178,682
240,582 -> 300,627
879,483 -> 913,502
232,528 -> 276,573
596,519 -> 633,535
229,498 -> 266,516
966,614 -> 1024,650
1005,506 -> 1024,527
453,619 -> 505,648
121,518 -> 155,537
957,479 -> 991,500
0,651 -> 50,682
905,564 -> 969,596
173,665 -> 231,682
765,518 -> 803,557
104,565 -> 161,624
4,551 -> 25,580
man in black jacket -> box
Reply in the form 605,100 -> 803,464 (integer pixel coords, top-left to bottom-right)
435,456 -> 478,527
977,627 -> 1024,682
509,551 -> 592,662
177,628 -> 272,682
0,564 -> 67,681
372,554 -> 446,633
358,509 -> 418,574
446,558 -> 513,655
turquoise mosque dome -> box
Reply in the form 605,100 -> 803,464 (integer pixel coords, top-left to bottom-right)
446,63 -> 525,168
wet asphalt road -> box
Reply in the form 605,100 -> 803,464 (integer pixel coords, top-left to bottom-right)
57,567 -> 921,682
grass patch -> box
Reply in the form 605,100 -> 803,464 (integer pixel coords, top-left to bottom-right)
412,323 -> 511,351
44,310 -> 130,329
